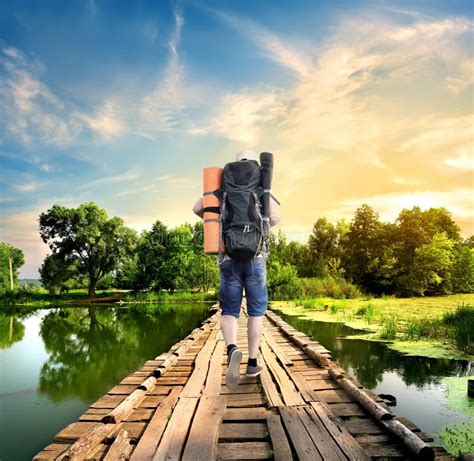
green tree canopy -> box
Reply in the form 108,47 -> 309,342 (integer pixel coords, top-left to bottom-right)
39,202 -> 137,298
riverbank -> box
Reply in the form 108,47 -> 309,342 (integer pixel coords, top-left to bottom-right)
270,293 -> 474,360
0,288 -> 217,307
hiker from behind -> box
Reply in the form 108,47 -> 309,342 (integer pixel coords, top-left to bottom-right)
192,149 -> 280,389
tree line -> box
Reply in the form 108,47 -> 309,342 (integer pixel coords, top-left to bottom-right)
268,204 -> 473,297
1,201 -> 472,298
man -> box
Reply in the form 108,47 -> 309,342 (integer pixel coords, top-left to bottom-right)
193,149 -> 280,389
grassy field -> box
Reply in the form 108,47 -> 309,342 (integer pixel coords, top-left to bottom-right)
271,293 -> 474,360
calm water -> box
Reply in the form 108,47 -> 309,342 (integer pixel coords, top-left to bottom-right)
273,308 -> 473,448
0,303 -> 212,461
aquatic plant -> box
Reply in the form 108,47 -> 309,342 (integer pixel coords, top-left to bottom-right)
442,303 -> 474,354
380,316 -> 398,340
356,302 -> 377,324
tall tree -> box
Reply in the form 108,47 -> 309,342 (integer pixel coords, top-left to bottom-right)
308,217 -> 339,277
39,202 -> 137,298
39,254 -> 81,295
0,242 -> 24,291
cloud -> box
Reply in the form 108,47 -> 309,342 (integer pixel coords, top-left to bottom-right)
82,100 -> 124,137
0,47 -> 84,146
328,188 -> 474,224
212,86 -> 288,143
444,147 -> 474,170
14,181 -> 40,192
77,167 -> 140,190
216,12 -> 314,77
40,163 -> 53,173
139,9 -> 190,132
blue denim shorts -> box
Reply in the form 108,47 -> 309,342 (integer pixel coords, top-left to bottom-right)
219,257 -> 268,318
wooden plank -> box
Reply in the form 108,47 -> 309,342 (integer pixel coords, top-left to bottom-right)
224,407 -> 269,421
109,422 -> 146,440
259,357 -> 284,408
217,442 -> 272,460
296,406 -> 346,461
139,395 -> 166,408
310,401 -> 371,461
147,386 -> 172,396
124,408 -> 153,422
225,393 -> 264,407
108,384 -> 139,395
278,406 -> 322,461
345,417 -> 384,435
102,388 -> 148,423
90,394 -> 126,409
121,376 -> 149,385
54,422 -> 99,441
33,444 -> 71,460
329,403 -> 366,417
219,422 -> 268,440
221,383 -> 259,394
266,414 -> 293,461
56,423 -> 117,461
152,397 -> 199,461
103,429 -> 133,461
316,389 -> 354,403
203,339 -> 225,396
181,327 -> 219,398
130,386 -> 183,461
262,329 -> 294,367
260,340 -> 305,406
156,376 -> 188,385
182,395 -> 227,461
362,444 -> 407,458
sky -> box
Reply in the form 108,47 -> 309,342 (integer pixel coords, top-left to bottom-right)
0,0 -> 473,278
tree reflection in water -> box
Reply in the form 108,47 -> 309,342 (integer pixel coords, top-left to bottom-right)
276,312 -> 471,389
38,303 -> 210,403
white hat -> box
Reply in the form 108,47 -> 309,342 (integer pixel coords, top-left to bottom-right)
236,149 -> 258,162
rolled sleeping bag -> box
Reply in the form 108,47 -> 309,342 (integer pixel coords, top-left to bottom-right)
260,152 -> 274,237
203,167 -> 224,254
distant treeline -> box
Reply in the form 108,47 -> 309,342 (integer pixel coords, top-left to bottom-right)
269,204 -> 473,297
1,202 -> 473,299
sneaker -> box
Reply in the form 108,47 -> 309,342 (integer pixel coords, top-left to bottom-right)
226,347 -> 242,389
245,364 -> 263,378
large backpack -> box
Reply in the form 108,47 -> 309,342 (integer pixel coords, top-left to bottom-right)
218,160 -> 266,261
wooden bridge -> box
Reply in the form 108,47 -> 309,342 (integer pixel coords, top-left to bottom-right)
34,303 -> 453,461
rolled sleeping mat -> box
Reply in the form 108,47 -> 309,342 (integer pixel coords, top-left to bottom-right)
260,152 -> 274,237
203,167 -> 224,254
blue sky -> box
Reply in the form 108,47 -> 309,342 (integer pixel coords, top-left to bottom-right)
0,0 -> 473,277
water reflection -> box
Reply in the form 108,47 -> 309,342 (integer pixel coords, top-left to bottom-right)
275,311 -> 471,389
0,315 -> 25,349
0,303 -> 211,461
37,304 -> 210,402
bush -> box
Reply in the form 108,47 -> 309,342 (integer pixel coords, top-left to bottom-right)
301,277 -> 362,299
268,261 -> 304,300
442,303 -> 474,354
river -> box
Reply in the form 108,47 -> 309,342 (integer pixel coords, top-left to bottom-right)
0,303 -> 212,461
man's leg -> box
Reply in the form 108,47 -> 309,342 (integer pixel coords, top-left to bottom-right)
220,315 -> 238,346
219,259 -> 244,389
247,315 -> 264,359
244,257 -> 268,375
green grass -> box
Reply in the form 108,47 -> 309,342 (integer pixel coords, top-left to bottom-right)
0,287 -> 217,306
442,303 -> 474,354
271,293 -> 474,360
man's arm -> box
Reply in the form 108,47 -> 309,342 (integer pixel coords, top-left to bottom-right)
193,197 -> 204,218
269,196 -> 280,227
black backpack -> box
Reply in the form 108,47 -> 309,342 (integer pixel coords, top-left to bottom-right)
218,160 -> 267,261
